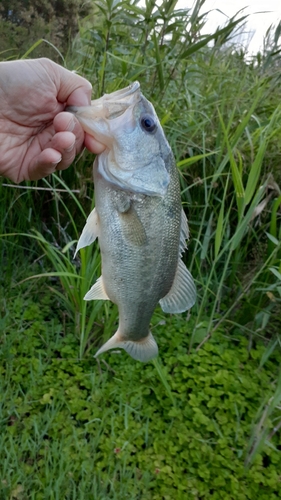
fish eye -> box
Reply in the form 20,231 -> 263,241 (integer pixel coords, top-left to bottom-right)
140,114 -> 157,133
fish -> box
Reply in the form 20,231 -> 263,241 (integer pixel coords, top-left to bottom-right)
68,81 -> 196,362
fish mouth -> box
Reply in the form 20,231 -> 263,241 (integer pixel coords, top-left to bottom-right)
100,81 -> 140,102
67,81 -> 141,120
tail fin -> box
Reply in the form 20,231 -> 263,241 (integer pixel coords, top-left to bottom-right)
95,330 -> 158,362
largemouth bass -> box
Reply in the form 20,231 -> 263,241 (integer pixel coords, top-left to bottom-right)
69,82 -> 196,362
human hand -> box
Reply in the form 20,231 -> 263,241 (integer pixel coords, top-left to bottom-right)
0,58 -> 105,183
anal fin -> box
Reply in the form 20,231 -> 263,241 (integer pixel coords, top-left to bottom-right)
75,207 -> 99,257
159,259 -> 196,313
84,276 -> 109,301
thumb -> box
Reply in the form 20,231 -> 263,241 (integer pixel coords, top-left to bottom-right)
49,60 -> 92,106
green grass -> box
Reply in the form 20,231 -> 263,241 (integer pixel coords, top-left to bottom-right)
1,0 -> 281,497
1,289 -> 281,499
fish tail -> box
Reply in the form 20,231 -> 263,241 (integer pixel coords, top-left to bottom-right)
94,330 -> 158,362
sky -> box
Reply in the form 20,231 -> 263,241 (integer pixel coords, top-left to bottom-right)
177,0 -> 281,54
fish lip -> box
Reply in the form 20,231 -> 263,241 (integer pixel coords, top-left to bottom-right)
66,82 -> 140,116
102,81 -> 140,101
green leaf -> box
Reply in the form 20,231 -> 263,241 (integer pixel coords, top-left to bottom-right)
269,267 -> 281,281
177,151 -> 217,169
244,137 -> 267,205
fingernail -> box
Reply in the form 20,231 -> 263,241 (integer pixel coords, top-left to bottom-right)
67,119 -> 75,132
51,157 -> 62,167
65,142 -> 75,153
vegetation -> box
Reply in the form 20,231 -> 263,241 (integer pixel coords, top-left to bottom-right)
1,0 -> 281,497
1,299 -> 281,499
0,0 -> 92,60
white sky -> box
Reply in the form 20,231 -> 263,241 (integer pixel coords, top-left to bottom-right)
177,0 -> 281,53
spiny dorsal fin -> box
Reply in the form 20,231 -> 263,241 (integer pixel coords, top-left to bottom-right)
179,209 -> 189,256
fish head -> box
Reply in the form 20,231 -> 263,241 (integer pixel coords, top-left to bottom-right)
68,82 -> 171,196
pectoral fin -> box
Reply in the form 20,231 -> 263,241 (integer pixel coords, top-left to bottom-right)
119,206 -> 147,246
159,259 -> 196,313
84,276 -> 109,301
74,208 -> 99,257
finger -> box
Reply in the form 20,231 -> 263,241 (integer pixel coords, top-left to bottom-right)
53,112 -> 84,152
48,60 -> 92,106
84,133 -> 106,154
54,111 -> 106,155
53,111 -> 79,133
27,148 -> 63,181
27,128 -> 78,180
48,131 -> 77,171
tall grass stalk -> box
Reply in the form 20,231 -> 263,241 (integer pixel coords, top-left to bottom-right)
187,100 -> 281,348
